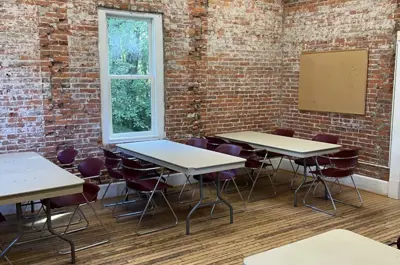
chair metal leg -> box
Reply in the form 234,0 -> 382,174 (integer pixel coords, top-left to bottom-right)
17,207 -> 89,245
178,174 -> 197,204
113,191 -> 146,219
0,203 -> 23,262
135,173 -> 178,235
302,157 -> 337,216
248,152 -> 276,202
224,167 -> 258,194
351,176 -> 364,207
294,158 -> 308,206
329,176 -> 363,208
100,179 -> 113,206
290,163 -> 300,188
0,244 -> 12,265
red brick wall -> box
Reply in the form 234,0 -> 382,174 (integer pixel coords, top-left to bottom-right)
1,0 -> 398,180
0,0 -> 283,161
281,0 -> 397,180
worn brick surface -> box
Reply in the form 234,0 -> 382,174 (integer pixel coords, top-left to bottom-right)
0,0 -> 398,180
281,0 -> 397,180
0,0 -> 283,162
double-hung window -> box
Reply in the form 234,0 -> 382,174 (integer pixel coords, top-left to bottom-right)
98,9 -> 164,144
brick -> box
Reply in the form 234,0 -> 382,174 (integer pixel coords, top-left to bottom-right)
0,0 -> 396,181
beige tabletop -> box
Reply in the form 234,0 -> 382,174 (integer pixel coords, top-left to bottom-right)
244,229 -> 400,265
0,152 -> 84,205
217,131 -> 341,158
117,140 -> 246,175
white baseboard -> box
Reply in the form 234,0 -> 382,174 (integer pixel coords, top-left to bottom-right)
272,157 -> 388,197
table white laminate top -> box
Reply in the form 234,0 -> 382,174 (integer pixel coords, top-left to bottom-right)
0,152 -> 84,205
217,131 -> 341,158
244,229 -> 400,265
117,140 -> 246,175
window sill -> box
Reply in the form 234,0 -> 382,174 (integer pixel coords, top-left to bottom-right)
105,135 -> 164,145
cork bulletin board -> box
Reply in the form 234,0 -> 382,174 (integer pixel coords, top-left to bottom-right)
298,49 -> 369,115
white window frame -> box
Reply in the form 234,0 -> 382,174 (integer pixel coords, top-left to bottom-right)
98,9 -> 165,144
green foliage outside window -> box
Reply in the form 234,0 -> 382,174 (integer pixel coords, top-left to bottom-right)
107,17 -> 151,133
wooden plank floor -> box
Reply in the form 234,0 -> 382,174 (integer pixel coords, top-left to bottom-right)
1,172 -> 400,265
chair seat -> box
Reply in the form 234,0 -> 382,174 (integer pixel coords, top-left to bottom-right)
193,170 -> 236,182
42,183 -> 99,209
126,179 -> 171,192
310,168 -> 354,178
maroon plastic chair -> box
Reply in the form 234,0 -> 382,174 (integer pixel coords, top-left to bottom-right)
194,144 -> 246,215
178,138 -> 209,203
41,182 -> 109,254
226,140 -> 274,197
113,158 -> 177,235
269,128 -> 296,177
255,128 -> 296,176
186,137 -> 208,149
57,147 -> 78,171
303,148 -> 363,215
77,158 -> 104,182
102,148 -> 121,170
273,128 -> 295,137
205,136 -> 228,151
100,148 -> 125,205
292,133 -> 339,187
0,212 -> 11,264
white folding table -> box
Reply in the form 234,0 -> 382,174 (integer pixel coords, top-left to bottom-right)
244,229 -> 400,265
0,152 -> 84,263
117,140 -> 246,235
216,131 -> 341,206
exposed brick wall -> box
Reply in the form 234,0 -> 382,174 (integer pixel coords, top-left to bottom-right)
1,0 -> 398,180
0,0 -> 283,161
281,0 -> 397,180
203,0 -> 283,135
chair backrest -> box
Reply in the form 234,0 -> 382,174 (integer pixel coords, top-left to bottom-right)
57,147 -> 78,165
215,144 -> 242,157
273,128 -> 295,137
83,182 -> 101,203
205,136 -> 227,150
226,141 -> 255,158
186,137 -> 208,149
102,148 -> 121,170
121,158 -> 146,181
77,157 -> 104,178
328,149 -> 359,170
312,133 -> 339,144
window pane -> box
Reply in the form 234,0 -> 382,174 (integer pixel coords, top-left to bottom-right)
111,79 -> 151,133
107,16 -> 149,75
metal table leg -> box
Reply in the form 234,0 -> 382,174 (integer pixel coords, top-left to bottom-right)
44,200 -> 76,264
186,175 -> 204,235
185,173 -> 234,235
294,158 -> 308,207
215,174 -> 233,224
0,203 -> 23,259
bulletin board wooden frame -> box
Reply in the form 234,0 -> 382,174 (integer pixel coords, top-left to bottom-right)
298,49 -> 368,115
